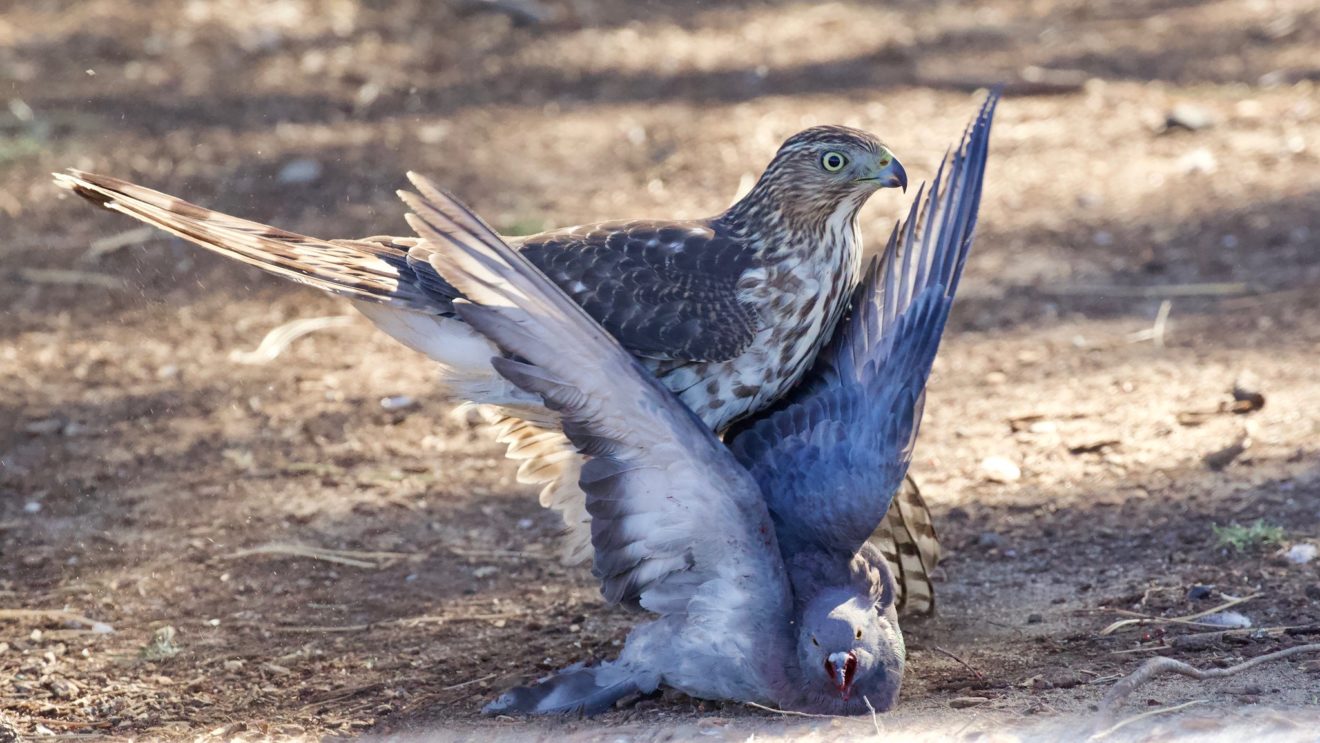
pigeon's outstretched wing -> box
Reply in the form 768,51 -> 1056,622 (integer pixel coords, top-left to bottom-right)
397,175 -> 790,619
729,91 -> 997,557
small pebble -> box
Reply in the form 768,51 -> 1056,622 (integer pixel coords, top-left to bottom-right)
1232,371 -> 1266,411
1282,543 -> 1316,565
24,418 -> 63,435
1187,584 -> 1215,601
949,696 -> 990,709
1165,104 -> 1216,132
977,532 -> 1005,549
1026,613 -> 1043,625
980,456 -> 1021,483
380,395 -> 417,411
277,158 -> 323,185
1198,610 -> 1252,629
1178,148 -> 1218,175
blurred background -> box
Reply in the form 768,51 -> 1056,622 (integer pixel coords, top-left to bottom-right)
2,1 -> 1319,739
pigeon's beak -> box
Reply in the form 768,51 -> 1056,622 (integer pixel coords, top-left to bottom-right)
825,651 -> 859,701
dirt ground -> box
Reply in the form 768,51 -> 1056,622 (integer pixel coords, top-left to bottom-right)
3,0 -> 1320,740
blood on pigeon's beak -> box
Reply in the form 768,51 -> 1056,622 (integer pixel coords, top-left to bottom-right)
824,651 -> 859,701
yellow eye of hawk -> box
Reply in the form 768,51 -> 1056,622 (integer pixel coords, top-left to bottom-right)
821,151 -> 848,172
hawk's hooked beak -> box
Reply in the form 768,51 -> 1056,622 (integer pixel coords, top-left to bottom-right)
874,155 -> 908,193
858,152 -> 908,192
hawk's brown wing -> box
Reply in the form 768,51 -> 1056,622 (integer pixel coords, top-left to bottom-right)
508,222 -> 761,362
58,170 -> 761,364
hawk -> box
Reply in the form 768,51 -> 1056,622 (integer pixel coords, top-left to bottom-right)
54,126 -> 938,610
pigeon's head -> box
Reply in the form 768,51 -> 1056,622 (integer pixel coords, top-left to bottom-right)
730,126 -> 906,228
796,582 -> 905,713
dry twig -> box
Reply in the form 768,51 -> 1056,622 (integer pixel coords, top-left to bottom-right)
223,543 -> 415,569
1040,282 -> 1253,298
81,225 -> 156,261
15,267 -> 125,290
1089,699 -> 1206,741
1095,643 -> 1320,726
0,608 -> 113,633
1126,299 -> 1173,347
933,646 -> 985,679
1099,593 -> 1258,636
267,623 -> 371,634
441,673 -> 497,692
228,315 -> 356,365
743,701 -> 847,719
862,695 -> 883,736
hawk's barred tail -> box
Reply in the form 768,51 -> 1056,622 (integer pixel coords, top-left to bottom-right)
871,475 -> 941,616
52,169 -> 440,314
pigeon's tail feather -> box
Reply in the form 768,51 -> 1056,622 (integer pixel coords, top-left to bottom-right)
53,169 -> 448,314
479,411 -> 593,563
483,662 -> 644,717
870,475 -> 941,616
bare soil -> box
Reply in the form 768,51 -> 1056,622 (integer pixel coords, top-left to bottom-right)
2,1 -> 1319,740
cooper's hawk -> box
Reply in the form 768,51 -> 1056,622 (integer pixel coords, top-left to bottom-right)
54,126 -> 938,610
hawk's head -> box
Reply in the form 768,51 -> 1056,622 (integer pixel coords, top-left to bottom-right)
731,125 -> 906,232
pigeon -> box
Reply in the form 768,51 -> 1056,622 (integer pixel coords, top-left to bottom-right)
403,91 -> 997,715
51,128 -> 939,603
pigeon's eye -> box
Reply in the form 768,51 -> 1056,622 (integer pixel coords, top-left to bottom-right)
855,628 -> 863,640
821,151 -> 848,172
811,636 -> 820,647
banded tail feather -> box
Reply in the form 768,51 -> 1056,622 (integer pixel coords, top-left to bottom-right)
871,475 -> 941,616
53,169 -> 451,314
477,410 -> 594,564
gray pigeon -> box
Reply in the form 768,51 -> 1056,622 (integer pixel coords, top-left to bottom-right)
401,92 -> 997,715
